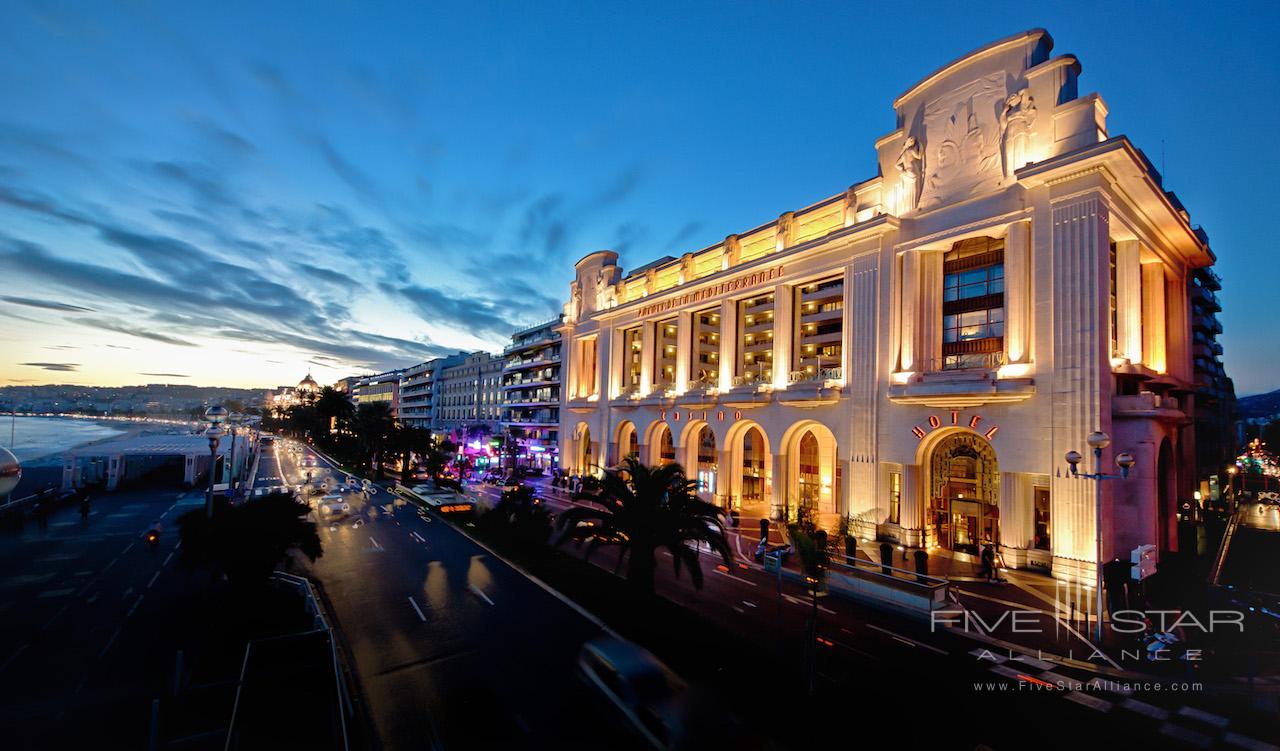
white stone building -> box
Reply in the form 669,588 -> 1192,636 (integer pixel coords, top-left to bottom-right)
557,29 -> 1215,583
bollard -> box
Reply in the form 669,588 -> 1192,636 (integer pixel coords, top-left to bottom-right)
759,518 -> 770,541
879,542 -> 892,575
844,534 -> 857,565
914,549 -> 929,584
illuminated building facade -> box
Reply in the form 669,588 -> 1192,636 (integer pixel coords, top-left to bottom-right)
502,316 -> 563,470
558,29 -> 1217,583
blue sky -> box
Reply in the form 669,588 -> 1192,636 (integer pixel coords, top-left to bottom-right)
1,1 -> 1277,392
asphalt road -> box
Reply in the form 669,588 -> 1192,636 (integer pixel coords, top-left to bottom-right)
0,478 -> 204,748
268,443 -> 639,749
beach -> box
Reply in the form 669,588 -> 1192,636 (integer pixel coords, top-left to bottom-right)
3,416 -> 190,500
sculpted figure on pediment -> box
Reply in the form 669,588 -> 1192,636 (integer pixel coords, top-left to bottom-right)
568,279 -> 583,321
895,136 -> 923,213
1000,87 -> 1037,179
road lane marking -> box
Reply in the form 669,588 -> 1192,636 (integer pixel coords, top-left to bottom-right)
122,586 -> 134,600
713,568 -> 757,587
368,537 -> 384,551
127,594 -> 144,617
410,531 -> 426,543
38,588 -> 76,598
780,592 -> 835,614
121,542 -> 135,556
469,584 -> 495,606
408,597 -> 427,622
98,625 -> 123,660
866,623 -> 949,656
163,552 -> 175,567
147,571 -> 160,589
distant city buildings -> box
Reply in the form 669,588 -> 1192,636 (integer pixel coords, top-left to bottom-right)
1190,266 -> 1236,495
436,352 -> 504,438
0,383 -> 264,416
351,368 -> 406,412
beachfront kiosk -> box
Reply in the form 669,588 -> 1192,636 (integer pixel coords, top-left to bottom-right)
61,432 -> 252,492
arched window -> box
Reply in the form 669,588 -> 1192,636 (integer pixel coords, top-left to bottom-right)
741,427 -> 765,505
659,425 -> 675,465
695,425 -> 716,496
798,431 -> 820,507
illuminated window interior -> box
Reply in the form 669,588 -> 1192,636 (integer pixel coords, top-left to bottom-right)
653,317 -> 678,390
737,293 -> 774,381
793,275 -> 843,376
942,237 -> 1005,370
691,306 -> 720,386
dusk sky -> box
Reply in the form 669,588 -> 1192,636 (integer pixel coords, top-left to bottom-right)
2,1 -> 1277,393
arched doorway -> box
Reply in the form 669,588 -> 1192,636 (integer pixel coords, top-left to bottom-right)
693,423 -> 717,501
648,422 -> 676,467
577,424 -> 594,475
615,421 -> 638,464
740,425 -> 767,509
781,422 -> 839,522
926,431 -> 1000,554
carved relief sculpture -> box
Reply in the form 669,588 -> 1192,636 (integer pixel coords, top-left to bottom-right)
918,73 -> 1006,210
723,234 -> 741,270
679,253 -> 695,284
895,136 -> 924,213
999,87 -> 1037,179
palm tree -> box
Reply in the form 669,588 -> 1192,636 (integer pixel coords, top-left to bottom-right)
352,402 -> 395,477
314,386 -> 353,434
555,457 -> 731,595
176,492 -> 322,590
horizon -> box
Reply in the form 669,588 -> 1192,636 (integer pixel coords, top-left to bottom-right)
2,2 -> 1276,392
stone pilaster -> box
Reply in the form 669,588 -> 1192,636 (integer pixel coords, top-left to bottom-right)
1049,194 -> 1112,581
1004,220 -> 1032,364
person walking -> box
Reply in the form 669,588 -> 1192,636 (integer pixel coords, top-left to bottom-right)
979,543 -> 997,583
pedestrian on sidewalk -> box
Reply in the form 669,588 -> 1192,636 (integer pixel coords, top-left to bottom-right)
979,543 -> 997,583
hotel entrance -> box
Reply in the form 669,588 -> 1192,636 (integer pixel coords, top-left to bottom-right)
927,432 -> 999,555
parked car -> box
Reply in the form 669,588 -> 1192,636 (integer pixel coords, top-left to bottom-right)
577,638 -> 686,749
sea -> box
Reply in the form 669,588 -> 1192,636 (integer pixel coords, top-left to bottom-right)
2,415 -> 130,465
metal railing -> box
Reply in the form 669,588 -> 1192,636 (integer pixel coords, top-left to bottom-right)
788,367 -> 843,384
917,351 -> 1006,373
225,572 -> 351,751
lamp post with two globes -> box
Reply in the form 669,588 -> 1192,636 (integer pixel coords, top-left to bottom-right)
1064,430 -> 1136,644
204,406 -> 228,519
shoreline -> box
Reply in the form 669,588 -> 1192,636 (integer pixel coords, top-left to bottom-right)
6,417 -> 193,500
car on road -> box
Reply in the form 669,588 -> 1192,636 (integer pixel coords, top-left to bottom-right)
318,494 -> 350,516
577,638 -> 687,749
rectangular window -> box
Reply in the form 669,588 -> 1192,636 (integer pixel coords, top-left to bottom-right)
793,276 -> 844,380
621,326 -> 642,392
888,471 -> 901,525
653,317 -> 678,391
942,237 -> 1004,370
1034,486 -> 1051,551
690,306 -> 721,387
737,293 -> 774,382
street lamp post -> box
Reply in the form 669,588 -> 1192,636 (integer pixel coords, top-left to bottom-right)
226,413 -> 241,498
204,406 -> 228,519
1064,431 -> 1136,644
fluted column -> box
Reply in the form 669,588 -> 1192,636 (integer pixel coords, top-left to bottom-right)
1048,194 -> 1112,580
1004,220 -> 1032,364
919,251 -> 943,372
675,310 -> 692,393
639,323 -> 655,395
772,282 -> 793,388
718,299 -> 735,390
1142,262 -> 1167,373
899,250 -> 919,371
1115,240 -> 1142,363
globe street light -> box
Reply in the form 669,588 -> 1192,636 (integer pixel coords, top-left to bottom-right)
1064,430 -> 1136,643
204,406 -> 228,519
0,446 -> 21,504
226,413 -> 242,498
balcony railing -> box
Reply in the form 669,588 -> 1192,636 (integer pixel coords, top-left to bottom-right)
788,367 -> 843,384
920,351 -> 1007,373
